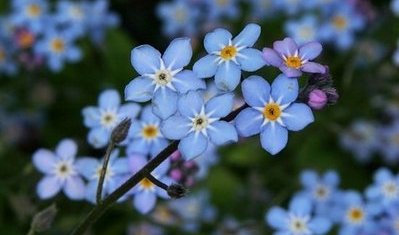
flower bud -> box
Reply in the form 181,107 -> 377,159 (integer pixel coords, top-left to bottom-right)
308,89 -> 328,110
167,184 -> 187,199
31,204 -> 57,233
111,118 -> 131,143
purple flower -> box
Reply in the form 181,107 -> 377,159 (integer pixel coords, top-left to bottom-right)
262,37 -> 325,78
308,89 -> 328,110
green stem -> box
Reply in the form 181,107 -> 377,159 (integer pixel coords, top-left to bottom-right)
96,141 -> 116,204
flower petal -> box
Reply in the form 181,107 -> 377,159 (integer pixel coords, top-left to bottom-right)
56,139 -> 77,160
204,28 -> 232,53
273,37 -> 298,56
162,37 -> 192,70
271,74 -> 299,105
266,207 -> 288,230
299,41 -> 322,60
131,45 -> 161,75
161,116 -> 191,140
232,23 -> 261,48
279,65 -> 302,78
37,176 -> 62,199
237,48 -> 265,72
301,62 -> 326,74
75,157 -> 99,180
260,123 -> 288,155
99,89 -> 120,109
118,103 -> 141,120
235,108 -> 263,137
178,91 -> 204,117
309,217 -> 332,234
88,128 -> 110,148
82,107 -> 100,128
33,149 -> 56,174
193,55 -> 218,78
282,103 -> 314,131
126,138 -> 151,156
150,138 -> 169,157
152,88 -> 178,119
128,154 -> 147,174
215,62 -> 241,92
134,191 -> 156,214
179,132 -> 208,159
300,170 -> 318,188
208,121 -> 238,145
124,76 -> 155,102
241,75 -> 270,107
262,48 -> 283,67
140,105 -> 160,123
289,196 -> 312,216
205,93 -> 234,118
64,176 -> 85,200
173,70 -> 206,94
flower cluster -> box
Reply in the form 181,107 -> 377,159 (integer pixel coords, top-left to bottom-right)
0,0 -> 118,75
266,168 -> 399,235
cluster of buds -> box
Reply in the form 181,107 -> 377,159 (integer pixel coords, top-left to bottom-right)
168,151 -> 199,187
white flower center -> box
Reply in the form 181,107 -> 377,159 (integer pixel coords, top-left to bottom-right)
154,69 -> 173,86
55,160 -> 74,179
25,4 -> 42,18
100,111 -> 118,129
192,115 -> 209,131
382,181 -> 399,199
313,184 -> 330,201
288,214 -> 310,234
69,6 -> 84,20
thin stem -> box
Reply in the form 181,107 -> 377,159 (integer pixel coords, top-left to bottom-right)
145,173 -> 168,191
96,141 -> 116,204
69,103 -> 247,235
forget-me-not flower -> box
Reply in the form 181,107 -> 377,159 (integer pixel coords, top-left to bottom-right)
85,0 -> 119,43
32,139 -> 85,200
11,0 -> 49,33
125,38 -> 205,119
203,0 -> 239,20
235,75 -> 314,155
82,89 -> 140,148
0,43 -> 17,75
193,23 -> 265,92
161,91 -> 238,159
285,15 -> 320,45
55,1 -> 88,38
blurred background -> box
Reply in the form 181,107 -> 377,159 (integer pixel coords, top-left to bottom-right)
0,0 -> 399,234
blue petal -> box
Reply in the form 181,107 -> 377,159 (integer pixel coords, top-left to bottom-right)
260,123 -> 288,155
128,154 -> 147,174
152,88 -> 178,119
266,207 -> 288,230
112,158 -> 130,175
178,91 -> 204,117
208,121 -> 238,145
193,55 -> 218,78
99,89 -> 121,109
118,103 -> 141,120
56,139 -> 77,160
375,168 -> 392,184
150,138 -> 169,157
300,170 -> 318,188
88,128 -> 110,148
299,42 -> 322,60
205,93 -> 234,118
75,157 -> 99,180
309,217 -> 332,234
215,62 -> 241,92
237,48 -> 265,72
233,23 -> 261,48
85,181 -> 97,204
64,176 -> 85,200
161,116 -> 191,140
131,45 -> 161,75
134,191 -> 156,214
289,196 -> 312,216
173,70 -> 206,94
126,138 -> 151,156
33,149 -> 56,174
37,176 -> 62,199
271,74 -> 299,105
204,28 -> 232,53
324,171 -> 340,186
282,103 -> 314,131
141,105 -> 160,124
154,157 -> 171,175
162,37 -> 192,70
179,132 -> 208,159
124,76 -> 155,102
241,75 -> 270,107
234,108 -> 263,137
82,107 -> 100,128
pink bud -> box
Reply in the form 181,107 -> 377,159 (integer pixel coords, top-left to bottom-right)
170,169 -> 182,181
308,89 -> 327,110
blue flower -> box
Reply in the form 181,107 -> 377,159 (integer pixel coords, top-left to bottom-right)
392,0 -> 399,16
203,0 -> 239,20
128,153 -> 172,214
285,15 -> 320,45
126,105 -> 169,157
365,168 -> 399,213
32,139 -> 85,200
161,91 -> 238,159
235,75 -> 314,155
11,0 -> 49,33
82,89 -> 140,149
125,38 -> 205,119
0,42 -> 17,75
266,196 -> 332,235
193,24 -> 265,92
34,27 -> 82,72
55,0 -> 88,38
274,0 -> 306,15
379,121 -> 399,163
248,0 -> 276,20
75,150 -> 130,203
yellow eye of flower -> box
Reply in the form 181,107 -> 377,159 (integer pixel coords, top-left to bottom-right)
347,207 -> 364,224
332,16 -> 347,30
263,103 -> 281,121
285,56 -> 302,69
0,49 -> 5,62
220,46 -> 237,60
51,39 -> 65,53
19,32 -> 35,48
142,125 -> 159,139
140,178 -> 154,189
26,4 -> 42,18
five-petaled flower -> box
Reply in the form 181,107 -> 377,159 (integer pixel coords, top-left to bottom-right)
235,75 -> 314,155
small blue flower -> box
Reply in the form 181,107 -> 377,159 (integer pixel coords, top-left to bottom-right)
161,91 -> 238,159
11,0 -> 49,33
248,0 -> 276,20
126,105 -> 169,157
125,38 -> 205,119
235,75 -> 314,155
203,0 -> 239,20
274,0 -> 306,15
0,42 -> 17,75
75,150 -> 130,203
32,139 -> 85,200
82,89 -> 141,149
266,196 -> 332,235
379,121 -> 399,163
85,0 -> 119,43
193,24 -> 266,91
285,15 -> 320,45
392,0 -> 399,16
128,153 -> 172,214
55,0 -> 88,38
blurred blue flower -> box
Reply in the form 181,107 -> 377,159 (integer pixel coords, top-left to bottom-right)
161,91 -> 238,159
392,0 -> 399,16
75,150 -> 129,203
285,15 -> 320,45
32,139 -> 85,200
235,75 -> 314,155
125,38 -> 205,119
126,105 -> 169,157
248,0 -> 276,20
0,42 -> 17,75
55,0 -> 88,38
203,0 -> 239,20
11,0 -> 49,33
193,24 -> 265,91
82,89 -> 140,149
266,196 -> 332,235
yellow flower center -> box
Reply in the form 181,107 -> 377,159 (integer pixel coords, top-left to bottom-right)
263,103 -> 281,121
0,49 -> 5,62
142,125 -> 159,139
50,38 -> 65,53
140,178 -> 154,189
332,16 -> 347,30
285,56 -> 302,69
26,4 -> 42,18
174,8 -> 187,22
220,46 -> 237,60
347,207 -> 364,224
19,32 -> 35,48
